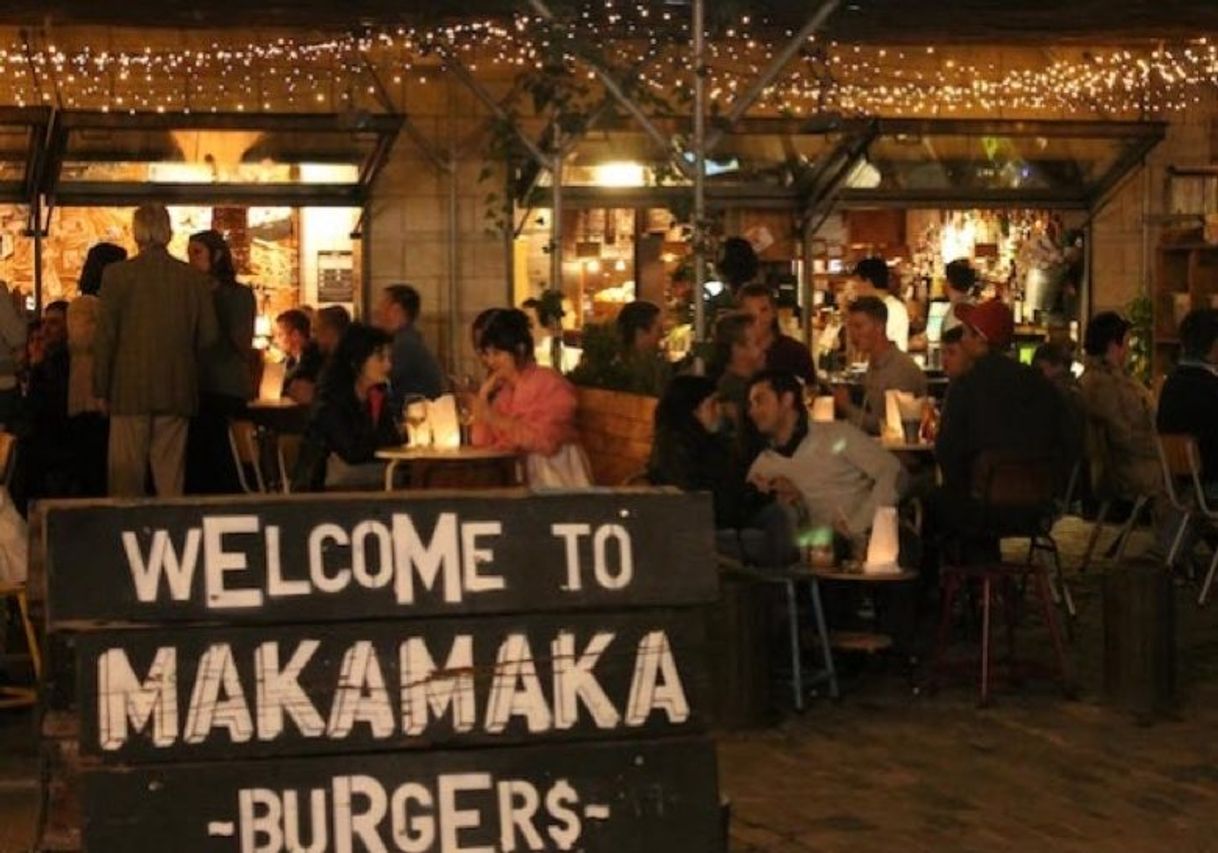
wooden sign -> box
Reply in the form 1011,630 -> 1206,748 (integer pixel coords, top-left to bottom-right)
44,492 -> 716,626
83,738 -> 721,853
37,490 -> 725,852
77,612 -> 711,762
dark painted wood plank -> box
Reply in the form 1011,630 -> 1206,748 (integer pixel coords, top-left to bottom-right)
82,736 -> 725,853
75,611 -> 711,763
41,490 -> 716,627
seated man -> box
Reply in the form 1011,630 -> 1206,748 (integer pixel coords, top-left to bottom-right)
276,309 -> 323,404
934,301 -> 1072,558
940,325 -> 973,383
835,296 -> 928,435
1079,311 -> 1162,503
1158,307 -> 1218,493
713,311 -> 766,438
747,370 -> 902,544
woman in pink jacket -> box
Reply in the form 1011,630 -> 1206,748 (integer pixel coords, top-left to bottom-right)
470,308 -> 590,488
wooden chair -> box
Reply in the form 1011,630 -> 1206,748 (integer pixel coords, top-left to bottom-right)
932,452 -> 1074,707
228,420 -> 267,494
0,582 -> 40,710
0,430 -> 16,489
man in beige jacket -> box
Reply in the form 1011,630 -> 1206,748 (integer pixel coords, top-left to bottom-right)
94,204 -> 218,497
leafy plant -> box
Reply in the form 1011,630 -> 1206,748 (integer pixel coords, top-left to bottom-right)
1127,292 -> 1154,384
568,323 -> 664,397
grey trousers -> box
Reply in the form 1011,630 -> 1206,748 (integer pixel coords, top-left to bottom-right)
108,414 -> 188,497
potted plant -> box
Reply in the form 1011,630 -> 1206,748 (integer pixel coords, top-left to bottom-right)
568,324 -> 659,485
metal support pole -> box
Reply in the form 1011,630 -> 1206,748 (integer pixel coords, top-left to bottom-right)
526,0 -> 694,180
550,135 -> 564,299
32,194 -> 42,313
705,0 -> 841,154
439,41 -> 551,168
447,156 -> 460,375
692,0 -> 707,342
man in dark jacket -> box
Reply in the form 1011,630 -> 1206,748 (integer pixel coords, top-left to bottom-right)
377,283 -> 443,413
1158,308 -> 1218,489
936,300 -> 1073,493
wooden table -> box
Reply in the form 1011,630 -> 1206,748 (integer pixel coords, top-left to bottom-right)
377,445 -> 522,491
245,398 -> 310,434
802,564 -> 919,655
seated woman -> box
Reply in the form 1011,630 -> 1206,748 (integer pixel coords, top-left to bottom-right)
615,300 -> 671,395
648,376 -> 751,528
470,309 -> 590,489
293,323 -> 401,491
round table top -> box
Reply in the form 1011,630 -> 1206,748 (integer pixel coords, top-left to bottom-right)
376,445 -> 520,463
247,397 -> 304,410
878,440 -> 936,454
802,565 -> 919,582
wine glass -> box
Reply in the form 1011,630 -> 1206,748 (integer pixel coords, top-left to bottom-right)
403,395 -> 429,446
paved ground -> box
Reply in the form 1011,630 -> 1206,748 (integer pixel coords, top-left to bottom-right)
1,519 -> 1215,852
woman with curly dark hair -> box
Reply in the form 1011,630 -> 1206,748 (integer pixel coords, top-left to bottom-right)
293,323 -> 401,491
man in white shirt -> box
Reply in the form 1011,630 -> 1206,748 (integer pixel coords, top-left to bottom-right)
746,370 -> 903,538
941,257 -> 976,334
853,257 -> 909,351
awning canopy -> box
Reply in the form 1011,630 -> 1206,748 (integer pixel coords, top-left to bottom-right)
530,116 -> 1165,214
43,111 -> 402,207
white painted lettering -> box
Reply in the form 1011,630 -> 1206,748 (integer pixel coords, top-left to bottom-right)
265,525 -> 309,598
122,528 -> 201,603
393,513 -> 462,604
308,523 -> 351,593
327,641 -> 395,739
497,780 -> 544,852
545,780 -> 582,851
399,637 -> 477,736
203,515 -> 263,609
97,647 -> 178,751
625,631 -> 689,726
485,634 -> 552,734
238,788 -> 282,853
184,643 -> 254,744
390,783 -> 436,853
551,523 -> 590,591
333,775 -> 388,853
461,521 -> 504,594
438,773 -> 493,853
254,641 -> 324,740
282,789 -> 328,853
352,521 -> 394,589
552,632 -> 620,730
592,524 -> 634,590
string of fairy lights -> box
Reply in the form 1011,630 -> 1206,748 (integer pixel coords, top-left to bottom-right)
0,5 -> 1215,116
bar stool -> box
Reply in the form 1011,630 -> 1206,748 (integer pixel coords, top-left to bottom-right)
773,565 -> 839,708
932,453 -> 1075,707
0,582 -> 39,710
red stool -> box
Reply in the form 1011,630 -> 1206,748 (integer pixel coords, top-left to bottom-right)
931,453 -> 1076,707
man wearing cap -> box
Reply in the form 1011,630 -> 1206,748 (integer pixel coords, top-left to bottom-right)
936,299 -> 1073,501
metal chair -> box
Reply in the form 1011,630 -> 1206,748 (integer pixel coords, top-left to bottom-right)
228,420 -> 267,493
1161,435 -> 1218,606
1079,495 -> 1151,574
932,452 -> 1074,707
1157,434 -> 1199,573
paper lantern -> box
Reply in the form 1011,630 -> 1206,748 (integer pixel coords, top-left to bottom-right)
863,506 -> 902,575
427,395 -> 462,450
811,396 -> 836,423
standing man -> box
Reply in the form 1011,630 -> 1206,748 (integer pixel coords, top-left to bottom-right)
834,296 -> 928,436
737,283 -> 816,386
853,257 -> 909,351
94,203 -> 218,497
377,283 -> 443,411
